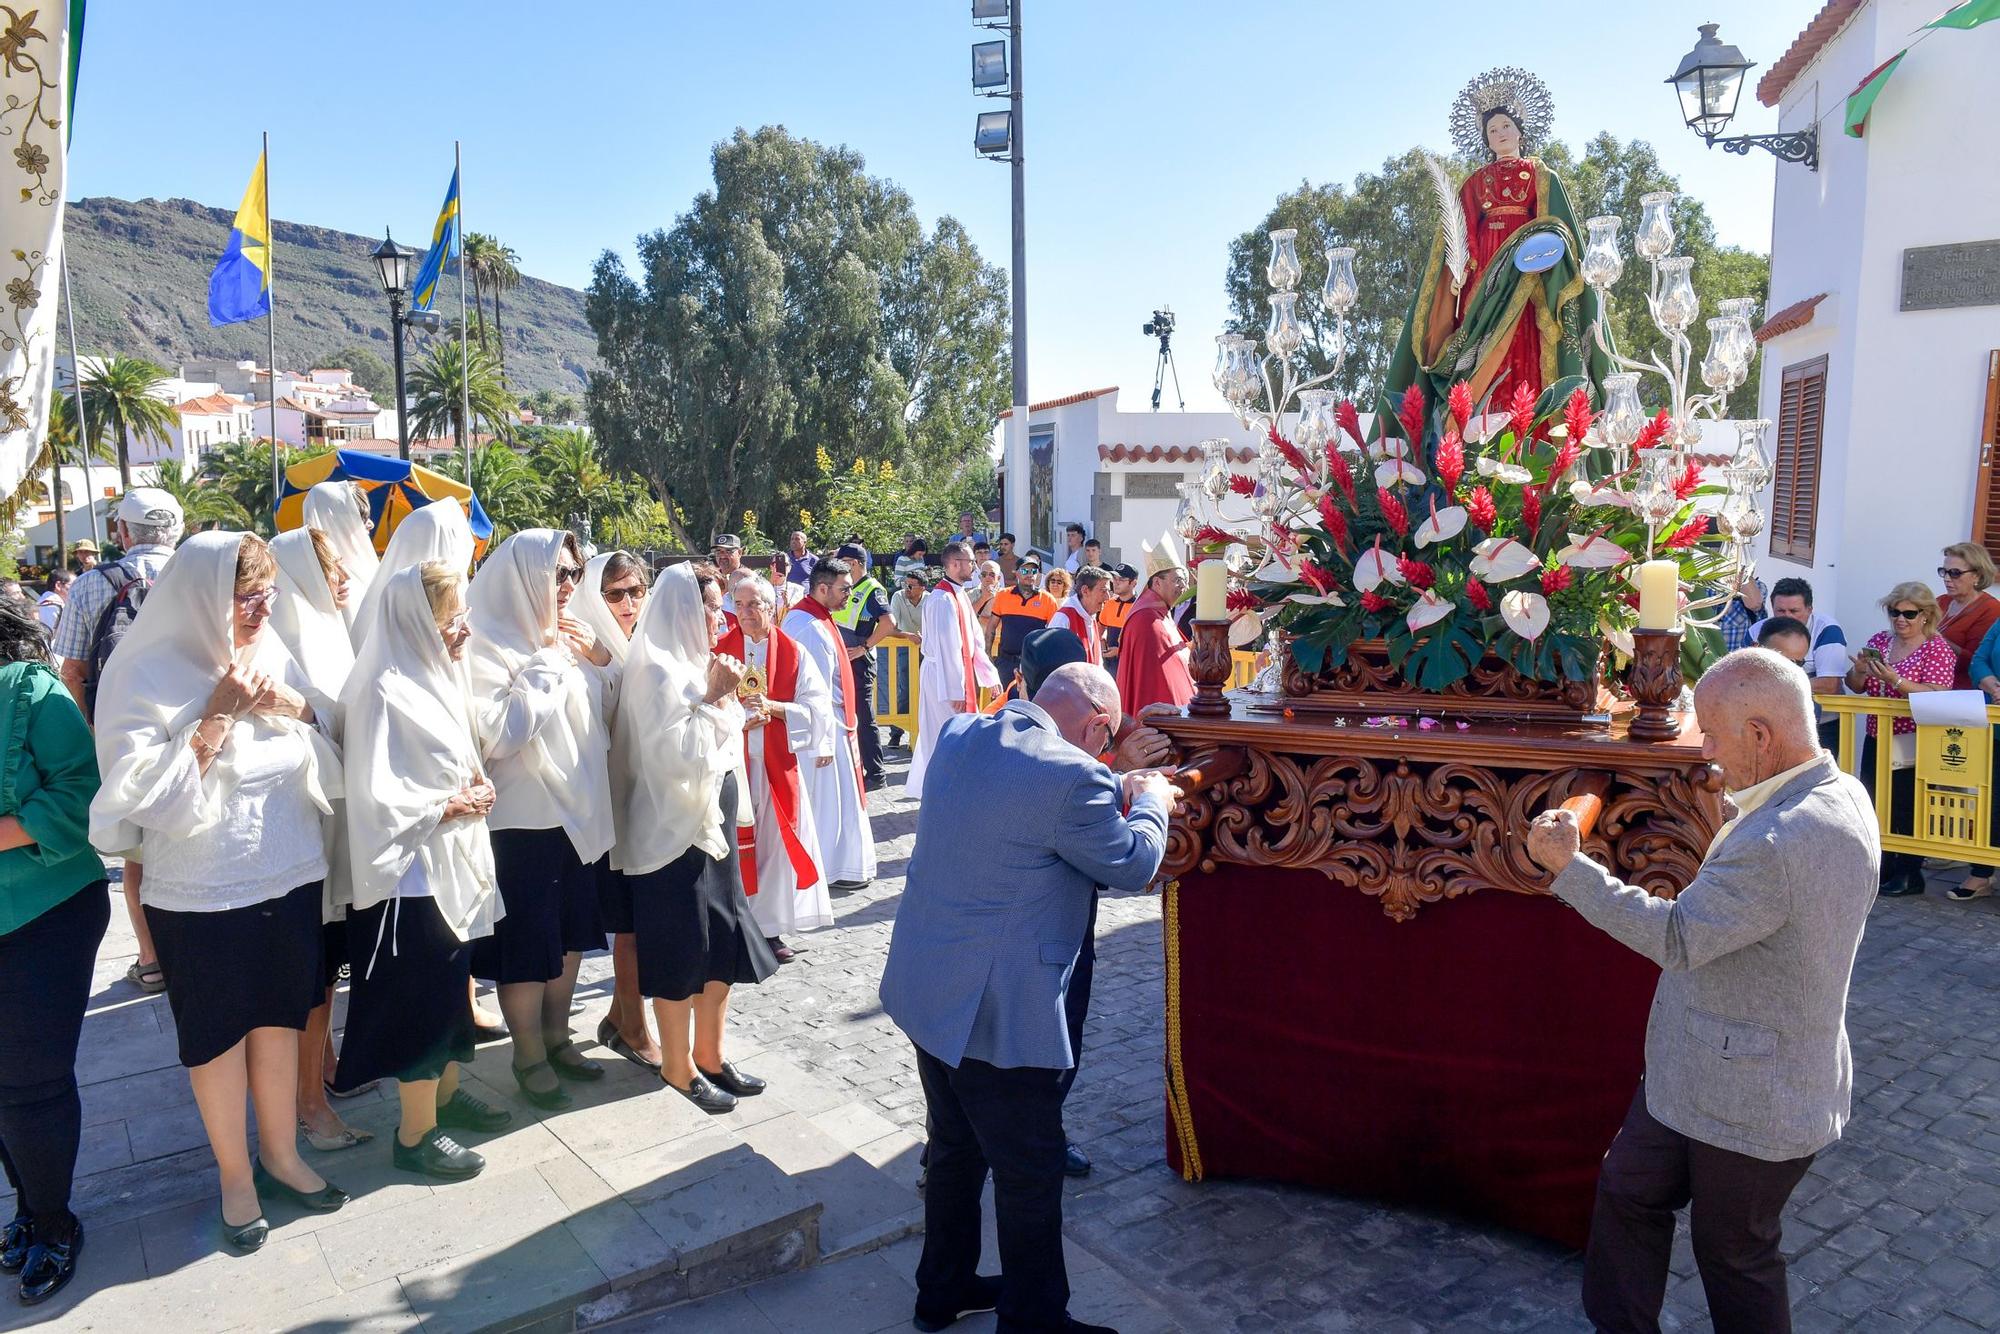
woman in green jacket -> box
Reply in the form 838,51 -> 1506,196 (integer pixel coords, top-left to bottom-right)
0,595 -> 108,1306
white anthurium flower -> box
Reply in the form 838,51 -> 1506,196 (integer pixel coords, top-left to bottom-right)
1568,480 -> 1633,509
1406,590 -> 1455,632
1414,505 -> 1467,549
1229,610 -> 1265,647
1500,589 -> 1551,641
1368,437 -> 1411,462
1599,612 -> 1635,659
1286,591 -> 1345,607
1468,537 -> 1541,583
1558,532 -> 1631,569
1255,557 -> 1301,584
1375,458 -> 1427,489
1475,455 -> 1533,485
1352,544 -> 1406,593
1466,411 -> 1511,446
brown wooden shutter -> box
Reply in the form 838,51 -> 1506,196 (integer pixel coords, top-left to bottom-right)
1769,356 -> 1828,564
1971,350 -> 2000,567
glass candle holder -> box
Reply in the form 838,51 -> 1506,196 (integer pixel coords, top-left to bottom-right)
1266,291 -> 1304,357
1654,257 -> 1699,333
1581,216 -> 1624,290
1322,246 -> 1359,315
1635,191 -> 1676,261
1267,228 -> 1303,293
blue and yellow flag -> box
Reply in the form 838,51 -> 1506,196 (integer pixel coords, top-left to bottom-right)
411,167 -> 460,312
207,151 -> 271,326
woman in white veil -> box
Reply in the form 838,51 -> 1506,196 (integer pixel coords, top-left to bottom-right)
300,481 -> 379,635
612,563 -> 776,1115
349,499 -> 474,648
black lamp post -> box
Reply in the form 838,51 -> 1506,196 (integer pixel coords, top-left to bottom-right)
371,230 -> 421,459
1668,23 -> 1818,171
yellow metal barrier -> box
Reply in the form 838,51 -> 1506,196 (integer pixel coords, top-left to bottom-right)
873,638 -> 919,736
1820,695 -> 1999,864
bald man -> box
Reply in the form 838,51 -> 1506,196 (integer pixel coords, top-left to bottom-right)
1526,648 -> 1878,1334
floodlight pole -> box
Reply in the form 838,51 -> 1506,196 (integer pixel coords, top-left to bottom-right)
1004,0 -> 1029,553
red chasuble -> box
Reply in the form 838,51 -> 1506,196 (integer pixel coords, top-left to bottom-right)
716,625 -> 820,894
1114,587 -> 1194,712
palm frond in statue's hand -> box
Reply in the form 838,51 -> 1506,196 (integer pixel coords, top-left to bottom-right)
1423,153 -> 1469,309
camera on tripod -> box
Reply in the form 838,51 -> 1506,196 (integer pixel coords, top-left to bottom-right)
1142,306 -> 1182,411
1142,309 -> 1175,339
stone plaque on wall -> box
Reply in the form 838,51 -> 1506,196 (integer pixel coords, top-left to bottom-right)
1123,470 -> 1184,500
1901,240 -> 2000,312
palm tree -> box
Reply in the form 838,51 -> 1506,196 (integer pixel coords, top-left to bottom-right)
151,459 -> 253,530
461,232 -> 497,349
431,442 -> 548,538
530,427 -> 629,540
409,338 -> 514,451
463,233 -> 520,389
42,393 -> 79,561
204,437 -> 316,535
82,355 -> 179,491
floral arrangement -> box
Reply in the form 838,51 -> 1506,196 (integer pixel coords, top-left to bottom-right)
1198,375 -> 1728,691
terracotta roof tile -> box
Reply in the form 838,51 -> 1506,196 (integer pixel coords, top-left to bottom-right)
174,392 -> 245,414
1754,292 -> 1827,343
1757,0 -> 1868,107
997,386 -> 1119,419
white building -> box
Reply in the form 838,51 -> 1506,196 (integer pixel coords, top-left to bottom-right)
1750,0 -> 2000,639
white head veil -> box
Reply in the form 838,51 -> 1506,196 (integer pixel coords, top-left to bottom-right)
467,530 -> 615,862
89,531 -> 338,858
610,563 -> 742,875
350,499 -> 473,648
268,528 -> 357,713
301,481 -> 379,631
339,563 -> 499,940
570,551 -> 639,667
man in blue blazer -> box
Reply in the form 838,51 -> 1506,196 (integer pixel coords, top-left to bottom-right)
881,663 -> 1177,1333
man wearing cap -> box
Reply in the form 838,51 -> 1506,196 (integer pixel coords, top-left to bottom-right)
1115,532 -> 1195,713
832,544 -> 893,788
68,539 -> 100,574
53,485 -> 186,996
711,533 -> 745,621
907,541 -> 1000,797
989,554 -> 1057,693
1098,564 -> 1138,673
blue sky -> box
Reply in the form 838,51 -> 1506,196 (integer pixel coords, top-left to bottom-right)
71,1 -> 1817,411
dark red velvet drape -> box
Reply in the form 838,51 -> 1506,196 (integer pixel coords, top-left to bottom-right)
1165,864 -> 1659,1249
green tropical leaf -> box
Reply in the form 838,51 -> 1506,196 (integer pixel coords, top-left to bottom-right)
1406,620 -> 1483,690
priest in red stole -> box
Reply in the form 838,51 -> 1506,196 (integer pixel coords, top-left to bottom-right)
718,576 -> 832,955
1115,532 -> 1195,713
1053,565 -> 1108,666
784,560 -> 879,890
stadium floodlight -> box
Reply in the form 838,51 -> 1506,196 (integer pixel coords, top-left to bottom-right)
974,110 -> 1012,159
972,0 -> 1010,22
972,39 -> 1008,92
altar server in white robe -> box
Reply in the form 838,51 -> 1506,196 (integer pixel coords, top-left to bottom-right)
784,559 -> 879,889
301,480 -> 379,636
906,540 -> 999,797
722,575 -> 833,958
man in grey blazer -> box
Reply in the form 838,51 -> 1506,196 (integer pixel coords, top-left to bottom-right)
881,663 -> 1177,1333
1527,648 -> 1878,1334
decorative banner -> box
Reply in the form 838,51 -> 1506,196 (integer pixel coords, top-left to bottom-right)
1844,50 -> 1906,139
0,6 -> 71,501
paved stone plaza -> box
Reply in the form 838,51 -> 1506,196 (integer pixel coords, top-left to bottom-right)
14,755 -> 2000,1332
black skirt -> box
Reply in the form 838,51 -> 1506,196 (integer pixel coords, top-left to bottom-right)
595,856 -> 635,935
563,852 -> 608,955
146,880 -> 324,1068
320,916 -> 348,991
471,825 -> 594,985
631,773 -> 778,1002
333,896 -> 476,1088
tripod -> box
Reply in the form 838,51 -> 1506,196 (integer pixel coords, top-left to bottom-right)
1150,324 -> 1184,412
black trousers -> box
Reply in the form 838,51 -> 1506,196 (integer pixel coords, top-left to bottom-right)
1056,892 -> 1097,1105
853,651 -> 884,782
0,883 -> 110,1238
913,1044 -> 1070,1332
1583,1085 -> 1814,1334
1859,735 -> 1920,878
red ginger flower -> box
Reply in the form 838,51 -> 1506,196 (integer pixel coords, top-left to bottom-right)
1521,485 -> 1542,535
1327,448 -> 1357,505
1562,386 -> 1595,447
1541,564 -> 1573,596
1435,428 -> 1465,494
1397,383 -> 1426,444
1673,459 -> 1703,501
1633,410 -> 1673,453
1298,559 -> 1337,595
1193,524 -> 1234,546
1227,472 -> 1257,496
1336,398 -> 1364,449
1465,578 -> 1492,612
1397,555 -> 1436,590
1549,438 -> 1581,482
1376,487 -> 1410,538
1269,424 -> 1310,477
1506,380 -> 1538,445
1317,493 -> 1349,550
1226,587 -> 1260,612
1360,589 -> 1391,614
1664,516 -> 1709,550
1447,381 -> 1473,432
1466,485 -> 1498,533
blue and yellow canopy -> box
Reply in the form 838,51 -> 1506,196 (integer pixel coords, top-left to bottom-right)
274,450 -> 493,556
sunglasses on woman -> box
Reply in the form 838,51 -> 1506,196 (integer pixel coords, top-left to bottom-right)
1887,607 -> 1924,619
554,564 -> 586,587
1938,567 -> 1971,581
234,586 -> 281,612
602,584 -> 647,605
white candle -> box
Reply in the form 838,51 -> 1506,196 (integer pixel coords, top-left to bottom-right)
1636,559 -> 1679,631
1195,559 -> 1228,621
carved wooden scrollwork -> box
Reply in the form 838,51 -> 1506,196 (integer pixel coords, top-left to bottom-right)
1267,638 -> 1604,722
1164,746 -> 1724,922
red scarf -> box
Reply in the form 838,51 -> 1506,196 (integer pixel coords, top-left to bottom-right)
790,594 -> 866,789
929,580 -> 983,710
716,625 -> 820,895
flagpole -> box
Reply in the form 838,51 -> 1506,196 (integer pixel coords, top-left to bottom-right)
263,129 -> 281,526
456,140 -> 472,486
58,253 -> 100,546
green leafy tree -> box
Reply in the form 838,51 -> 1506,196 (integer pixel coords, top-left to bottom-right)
1225,134 -> 1769,412
325,343 -> 395,401
817,447 -> 995,555
429,442 -> 548,539
408,338 -> 514,451
202,437 -> 328,535
153,458 -> 254,530
528,427 -> 636,539
585,126 -> 1010,549
81,355 -> 179,490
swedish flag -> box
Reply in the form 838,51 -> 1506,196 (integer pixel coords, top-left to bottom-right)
207,151 -> 272,326
411,167 -> 460,312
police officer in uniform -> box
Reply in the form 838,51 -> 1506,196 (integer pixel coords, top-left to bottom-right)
831,544 -> 893,789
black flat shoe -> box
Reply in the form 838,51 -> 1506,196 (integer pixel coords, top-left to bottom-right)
697,1061 -> 766,1098
393,1128 -> 485,1182
913,1273 -> 1002,1331
600,1026 -> 663,1072
0,1212 -> 27,1273
17,1222 -> 82,1306
512,1060 -> 574,1110
1063,1141 -> 1093,1178
1878,875 -> 1927,897
546,1039 -> 606,1082
830,879 -> 871,892
220,1212 -> 269,1254
436,1089 -> 513,1133
253,1159 -> 349,1213
665,1072 -> 736,1115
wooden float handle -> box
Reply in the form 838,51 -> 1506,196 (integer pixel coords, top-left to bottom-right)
1555,771 -> 1614,842
1169,746 -> 1249,796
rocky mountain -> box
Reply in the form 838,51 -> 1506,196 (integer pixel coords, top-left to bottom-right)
60,196 -> 596,394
